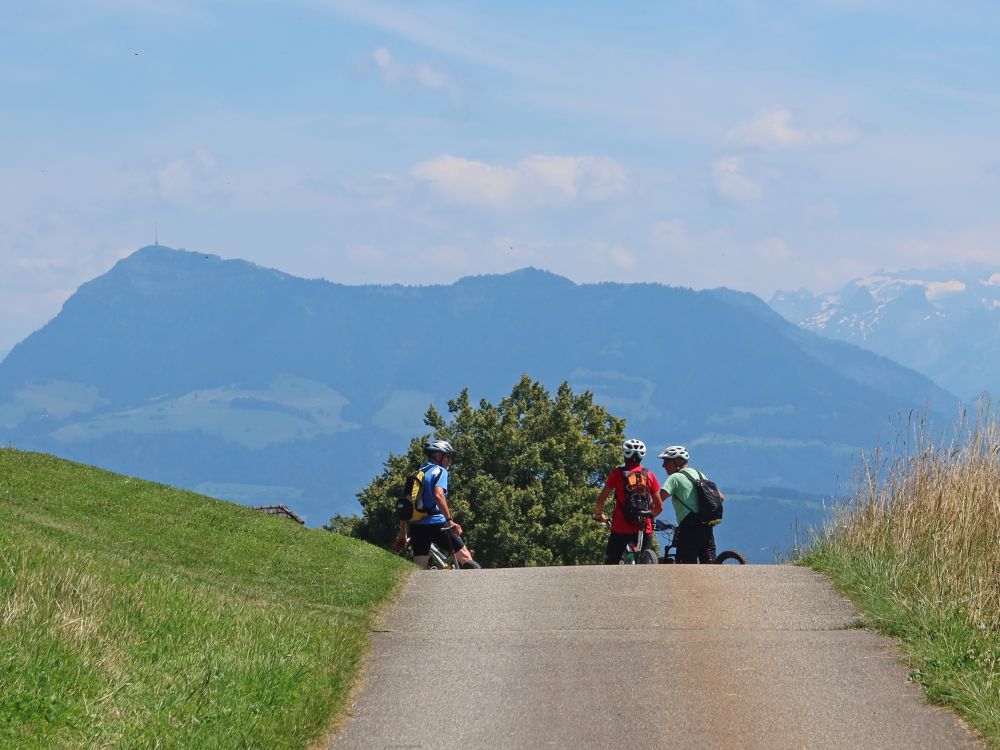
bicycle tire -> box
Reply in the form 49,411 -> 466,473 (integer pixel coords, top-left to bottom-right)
639,549 -> 658,565
715,550 -> 747,564
460,560 -> 482,569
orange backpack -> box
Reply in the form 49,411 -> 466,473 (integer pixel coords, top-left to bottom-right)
621,467 -> 652,523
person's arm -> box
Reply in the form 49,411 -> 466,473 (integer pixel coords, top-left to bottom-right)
394,520 -> 408,552
594,484 -> 614,523
647,470 -> 663,516
658,474 -> 673,511
435,485 -> 463,535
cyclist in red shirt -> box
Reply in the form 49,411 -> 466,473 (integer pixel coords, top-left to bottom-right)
594,438 -> 662,564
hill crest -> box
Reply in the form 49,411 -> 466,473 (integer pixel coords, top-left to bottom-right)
0,245 -> 958,532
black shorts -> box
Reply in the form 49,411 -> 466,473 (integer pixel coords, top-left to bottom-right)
409,522 -> 465,556
604,530 -> 653,565
675,516 -> 716,564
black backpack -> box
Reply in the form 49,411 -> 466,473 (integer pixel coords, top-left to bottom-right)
394,466 -> 440,522
621,467 -> 653,523
678,469 -> 724,526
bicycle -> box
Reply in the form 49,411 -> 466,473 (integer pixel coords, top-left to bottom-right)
399,524 -> 482,570
599,513 -> 659,565
426,540 -> 482,570
653,518 -> 746,564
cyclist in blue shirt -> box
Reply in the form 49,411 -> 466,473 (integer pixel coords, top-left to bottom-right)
395,439 -> 476,569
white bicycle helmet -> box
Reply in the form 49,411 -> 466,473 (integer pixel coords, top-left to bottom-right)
658,445 -> 689,461
424,439 -> 455,455
622,438 -> 646,459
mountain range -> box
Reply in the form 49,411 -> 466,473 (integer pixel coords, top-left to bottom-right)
0,246 -> 960,557
770,264 -> 1000,401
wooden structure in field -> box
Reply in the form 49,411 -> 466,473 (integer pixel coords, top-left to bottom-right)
252,504 -> 305,525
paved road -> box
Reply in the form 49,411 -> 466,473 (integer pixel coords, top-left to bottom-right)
330,566 -> 982,749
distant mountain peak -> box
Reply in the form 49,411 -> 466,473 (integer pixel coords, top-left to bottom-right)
126,244 -> 222,263
455,267 -> 575,287
769,262 -> 1000,400
107,245 -> 295,284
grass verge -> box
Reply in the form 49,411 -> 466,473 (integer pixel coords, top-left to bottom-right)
800,406 -> 999,747
0,448 -> 411,749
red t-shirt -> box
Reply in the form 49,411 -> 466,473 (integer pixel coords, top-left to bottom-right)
604,465 -> 660,534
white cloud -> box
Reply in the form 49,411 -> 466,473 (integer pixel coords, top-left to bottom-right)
83,0 -> 207,21
413,63 -> 449,90
756,237 -> 793,264
13,256 -> 67,272
370,47 -> 461,101
320,0 -> 528,76
155,149 -> 219,201
727,107 -> 860,150
155,159 -> 194,199
609,244 -> 637,270
149,149 -> 322,212
576,240 -> 642,281
410,154 -> 627,209
411,156 -> 516,208
712,156 -> 761,204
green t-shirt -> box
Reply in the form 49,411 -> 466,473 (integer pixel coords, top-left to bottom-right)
663,468 -> 705,524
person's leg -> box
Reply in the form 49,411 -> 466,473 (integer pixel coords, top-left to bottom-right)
440,527 -> 473,565
689,524 -> 713,564
409,524 -> 433,569
604,532 -> 630,564
675,518 -> 699,564
699,527 -> 717,563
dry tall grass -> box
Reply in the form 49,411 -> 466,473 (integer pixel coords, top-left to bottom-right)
805,401 -> 1000,743
834,402 -> 1000,633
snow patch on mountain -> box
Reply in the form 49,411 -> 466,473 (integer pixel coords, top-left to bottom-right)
769,263 -> 1000,400
852,274 -> 970,303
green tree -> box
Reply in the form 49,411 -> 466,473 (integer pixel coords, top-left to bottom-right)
352,375 -> 626,567
323,513 -> 361,537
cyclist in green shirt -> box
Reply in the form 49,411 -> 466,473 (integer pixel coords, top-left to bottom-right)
657,445 -> 717,563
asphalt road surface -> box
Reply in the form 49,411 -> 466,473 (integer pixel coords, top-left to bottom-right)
329,565 -> 983,749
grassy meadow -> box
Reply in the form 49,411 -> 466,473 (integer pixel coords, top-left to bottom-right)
802,408 -> 1000,745
0,448 -> 410,749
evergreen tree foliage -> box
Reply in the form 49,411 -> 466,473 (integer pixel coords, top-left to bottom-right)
352,375 -> 626,567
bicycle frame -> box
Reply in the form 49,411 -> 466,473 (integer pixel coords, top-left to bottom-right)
620,526 -> 646,564
427,541 -> 453,570
605,511 -> 657,564
654,518 -> 747,564
653,519 -> 679,563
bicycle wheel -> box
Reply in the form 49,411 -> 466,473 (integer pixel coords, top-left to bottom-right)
715,550 -> 747,564
639,549 -> 658,565
460,560 -> 482,569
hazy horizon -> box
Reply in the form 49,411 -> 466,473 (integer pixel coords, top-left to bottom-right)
5,243 -> 999,353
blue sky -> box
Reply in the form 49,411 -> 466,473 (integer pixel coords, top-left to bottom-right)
2,0 -> 999,352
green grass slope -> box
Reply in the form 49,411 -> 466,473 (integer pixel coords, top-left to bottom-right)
0,448 -> 410,749
801,412 -> 999,747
